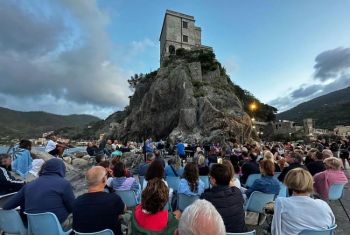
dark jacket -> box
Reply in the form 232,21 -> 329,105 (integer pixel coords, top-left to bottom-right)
0,166 -> 25,195
278,163 -> 305,182
4,158 -> 75,223
201,185 -> 247,233
307,161 -> 326,176
240,160 -> 260,185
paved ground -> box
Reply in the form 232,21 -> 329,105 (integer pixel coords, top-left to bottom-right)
248,166 -> 350,234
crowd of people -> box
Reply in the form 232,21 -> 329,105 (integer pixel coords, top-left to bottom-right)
0,137 -> 349,235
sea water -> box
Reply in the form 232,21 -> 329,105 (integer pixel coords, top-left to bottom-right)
0,146 -> 86,155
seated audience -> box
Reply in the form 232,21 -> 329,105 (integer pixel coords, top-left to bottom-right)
201,164 -> 247,233
138,153 -> 154,176
154,150 -> 166,168
4,158 -> 75,230
131,178 -> 180,234
314,157 -> 348,200
178,163 -> 205,196
86,142 -> 99,156
107,161 -> 141,202
0,153 -> 25,194
240,152 -> 260,185
246,160 -> 280,198
45,135 -> 66,158
263,151 -> 281,172
197,154 -> 209,176
165,156 -> 184,177
12,140 -> 33,179
307,151 -> 326,176
222,160 -> 241,189
73,166 -> 125,235
272,168 -> 335,235
278,150 -> 305,182
304,148 -> 319,166
175,199 -> 226,235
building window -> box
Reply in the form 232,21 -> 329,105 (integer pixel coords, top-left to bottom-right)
183,21 -> 188,28
183,35 -> 188,42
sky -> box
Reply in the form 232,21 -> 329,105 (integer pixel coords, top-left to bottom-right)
0,0 -> 350,119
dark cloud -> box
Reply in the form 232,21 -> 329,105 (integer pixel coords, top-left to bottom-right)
0,0 -> 130,115
314,47 -> 350,81
290,84 -> 322,99
271,47 -> 350,112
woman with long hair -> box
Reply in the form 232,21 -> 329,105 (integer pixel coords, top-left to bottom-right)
178,163 -> 205,196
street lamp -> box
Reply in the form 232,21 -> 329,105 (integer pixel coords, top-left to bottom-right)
250,102 -> 257,112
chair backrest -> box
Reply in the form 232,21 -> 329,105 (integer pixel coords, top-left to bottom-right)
245,174 -> 261,188
26,212 -> 68,235
227,230 -> 256,235
273,172 -> 281,179
244,191 -> 275,213
277,183 -> 288,198
115,190 -> 138,209
178,193 -> 199,211
299,224 -> 337,235
166,176 -> 180,190
199,176 -> 210,189
0,209 -> 27,235
74,229 -> 115,235
139,176 -> 145,190
0,192 -> 17,209
328,184 -> 345,201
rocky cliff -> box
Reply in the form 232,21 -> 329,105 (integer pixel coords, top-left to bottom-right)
106,49 -> 254,144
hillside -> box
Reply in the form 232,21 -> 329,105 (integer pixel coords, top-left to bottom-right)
277,86 -> 350,129
0,107 -> 100,140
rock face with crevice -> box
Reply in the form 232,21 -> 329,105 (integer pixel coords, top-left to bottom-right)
107,52 -> 253,144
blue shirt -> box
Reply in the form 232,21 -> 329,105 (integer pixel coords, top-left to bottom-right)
165,165 -> 184,177
246,175 -> 280,198
178,178 -> 205,196
12,148 -> 32,177
176,143 -> 185,156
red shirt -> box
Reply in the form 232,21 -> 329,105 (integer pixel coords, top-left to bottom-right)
134,205 -> 168,231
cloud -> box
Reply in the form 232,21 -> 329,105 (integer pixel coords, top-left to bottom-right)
314,47 -> 350,81
0,0 -> 131,117
270,47 -> 350,112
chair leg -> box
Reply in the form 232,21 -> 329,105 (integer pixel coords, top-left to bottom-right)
339,199 -> 350,221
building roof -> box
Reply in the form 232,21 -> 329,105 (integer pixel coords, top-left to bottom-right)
159,10 -> 196,41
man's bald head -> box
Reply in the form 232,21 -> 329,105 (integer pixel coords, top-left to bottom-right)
86,166 -> 107,188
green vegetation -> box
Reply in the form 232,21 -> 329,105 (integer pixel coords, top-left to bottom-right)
277,86 -> 350,129
0,107 -> 100,140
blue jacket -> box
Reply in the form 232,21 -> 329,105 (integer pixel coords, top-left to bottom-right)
4,158 -> 75,223
12,148 -> 32,177
176,143 -> 185,156
178,178 -> 205,196
246,175 -> 280,198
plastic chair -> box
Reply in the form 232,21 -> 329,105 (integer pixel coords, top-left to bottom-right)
244,191 -> 275,225
74,229 -> 115,235
0,209 -> 27,235
166,176 -> 180,190
0,192 -> 17,208
178,193 -> 199,211
115,190 -> 138,209
277,183 -> 288,198
26,212 -> 72,235
245,174 -> 261,188
299,224 -> 337,235
227,230 -> 256,235
139,176 -> 145,190
273,172 -> 281,179
328,184 -> 350,221
199,176 -> 210,189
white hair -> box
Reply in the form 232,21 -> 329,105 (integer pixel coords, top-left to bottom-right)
322,149 -> 333,159
178,199 -> 226,235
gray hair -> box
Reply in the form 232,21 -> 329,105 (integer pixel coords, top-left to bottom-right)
178,199 -> 226,235
86,166 -> 106,187
322,149 -> 333,159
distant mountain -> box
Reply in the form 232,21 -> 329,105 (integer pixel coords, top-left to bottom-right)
277,86 -> 350,129
0,107 -> 100,140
